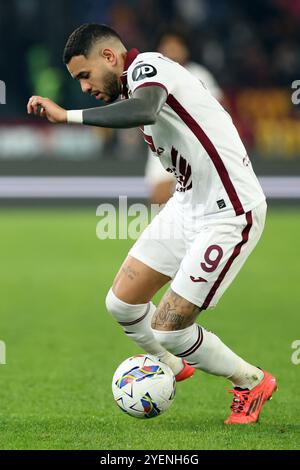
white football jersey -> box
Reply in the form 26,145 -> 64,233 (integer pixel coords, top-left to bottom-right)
122,49 -> 265,220
144,60 -> 222,188
185,61 -> 223,101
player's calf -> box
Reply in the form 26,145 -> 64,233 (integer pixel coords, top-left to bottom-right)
105,288 -> 190,377
151,288 -> 200,331
151,289 -> 265,390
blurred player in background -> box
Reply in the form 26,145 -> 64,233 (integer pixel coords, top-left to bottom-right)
145,29 -> 223,204
27,24 -> 277,425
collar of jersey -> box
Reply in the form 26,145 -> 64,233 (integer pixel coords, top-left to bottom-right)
120,48 -> 140,98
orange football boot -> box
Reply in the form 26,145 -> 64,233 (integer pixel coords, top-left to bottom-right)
224,370 -> 277,424
175,360 -> 195,382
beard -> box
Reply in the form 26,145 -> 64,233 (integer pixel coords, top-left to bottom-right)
103,70 -> 121,103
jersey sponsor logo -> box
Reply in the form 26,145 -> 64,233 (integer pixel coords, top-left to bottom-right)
132,64 -> 157,81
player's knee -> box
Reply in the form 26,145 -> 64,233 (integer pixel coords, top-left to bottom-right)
106,287 -> 148,324
105,287 -> 152,327
105,288 -> 126,321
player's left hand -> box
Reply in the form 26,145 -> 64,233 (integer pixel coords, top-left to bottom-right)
27,96 -> 67,124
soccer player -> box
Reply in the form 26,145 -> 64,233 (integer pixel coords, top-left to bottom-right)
27,24 -> 277,424
145,29 -> 223,204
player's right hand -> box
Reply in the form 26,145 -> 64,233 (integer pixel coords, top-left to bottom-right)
27,96 -> 67,124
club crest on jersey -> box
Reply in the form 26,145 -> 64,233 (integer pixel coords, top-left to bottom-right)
132,64 -> 157,81
166,147 -> 192,192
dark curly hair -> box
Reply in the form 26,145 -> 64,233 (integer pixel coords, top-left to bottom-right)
63,23 -> 122,64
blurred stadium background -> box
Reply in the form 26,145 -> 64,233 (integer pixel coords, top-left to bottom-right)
1,0 -> 300,199
0,0 -> 300,450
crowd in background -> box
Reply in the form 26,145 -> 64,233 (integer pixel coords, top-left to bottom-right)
1,0 -> 300,118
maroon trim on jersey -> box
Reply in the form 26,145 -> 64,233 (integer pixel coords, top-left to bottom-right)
120,48 -> 140,99
133,81 -> 169,96
166,94 -> 244,216
200,211 -> 253,310
140,128 -> 156,152
176,325 -> 203,358
124,48 -> 140,72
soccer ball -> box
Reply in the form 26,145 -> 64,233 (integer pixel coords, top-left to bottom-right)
112,354 -> 176,419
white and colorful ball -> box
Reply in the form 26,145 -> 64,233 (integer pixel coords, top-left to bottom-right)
112,354 -> 176,419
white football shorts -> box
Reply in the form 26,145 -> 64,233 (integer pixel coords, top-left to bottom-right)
128,198 -> 267,309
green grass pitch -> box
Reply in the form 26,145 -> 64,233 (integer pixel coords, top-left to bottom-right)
0,207 -> 299,450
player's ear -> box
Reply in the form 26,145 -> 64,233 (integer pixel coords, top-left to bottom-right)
101,48 -> 116,65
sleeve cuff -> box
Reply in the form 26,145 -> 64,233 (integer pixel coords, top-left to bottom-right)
67,110 -> 83,124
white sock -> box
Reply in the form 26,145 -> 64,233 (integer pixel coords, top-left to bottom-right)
152,324 -> 264,389
228,361 -> 264,390
105,288 -> 183,375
